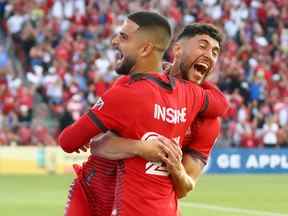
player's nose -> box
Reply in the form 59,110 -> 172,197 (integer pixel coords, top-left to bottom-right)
111,34 -> 119,48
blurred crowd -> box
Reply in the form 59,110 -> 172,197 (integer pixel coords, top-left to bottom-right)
0,0 -> 287,148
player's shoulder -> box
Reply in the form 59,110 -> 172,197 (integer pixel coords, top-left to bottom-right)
192,117 -> 221,134
183,117 -> 221,154
174,78 -> 203,93
103,74 -> 161,103
127,72 -> 176,92
112,75 -> 130,87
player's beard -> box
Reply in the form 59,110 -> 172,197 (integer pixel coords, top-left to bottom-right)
179,55 -> 210,84
116,56 -> 136,75
179,61 -> 189,81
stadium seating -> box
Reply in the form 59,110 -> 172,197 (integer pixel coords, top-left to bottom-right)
0,0 -> 287,148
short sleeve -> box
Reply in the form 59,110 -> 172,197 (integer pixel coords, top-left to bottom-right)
198,81 -> 229,117
182,117 -> 220,164
89,85 -> 140,134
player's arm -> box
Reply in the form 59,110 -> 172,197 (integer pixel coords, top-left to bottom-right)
160,140 -> 196,199
164,118 -> 220,198
58,85 -> 137,153
197,81 -> 229,118
161,151 -> 205,199
58,112 -> 105,153
88,130 -> 200,198
88,132 -> 135,159
90,132 -> 175,162
169,150 -> 205,199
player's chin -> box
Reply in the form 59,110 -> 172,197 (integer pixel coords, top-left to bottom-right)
115,58 -> 123,67
114,60 -> 123,72
189,73 -> 204,85
115,63 -> 128,75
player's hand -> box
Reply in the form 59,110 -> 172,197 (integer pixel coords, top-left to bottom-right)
137,137 -> 165,161
75,143 -> 90,153
157,137 -> 184,175
139,136 -> 182,162
158,136 -> 182,161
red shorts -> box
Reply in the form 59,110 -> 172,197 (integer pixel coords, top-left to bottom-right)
64,164 -> 91,216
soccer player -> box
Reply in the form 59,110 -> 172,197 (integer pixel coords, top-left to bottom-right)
166,23 -> 223,198
59,12 -> 228,216
91,23 -> 223,202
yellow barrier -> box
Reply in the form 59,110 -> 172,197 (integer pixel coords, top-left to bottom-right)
0,146 -> 89,174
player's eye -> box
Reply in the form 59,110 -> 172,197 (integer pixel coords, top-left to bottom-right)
212,48 -> 219,57
120,32 -> 128,41
199,43 -> 206,49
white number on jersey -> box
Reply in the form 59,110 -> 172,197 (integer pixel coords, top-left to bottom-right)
141,132 -> 180,176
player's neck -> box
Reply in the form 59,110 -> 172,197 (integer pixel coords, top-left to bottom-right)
131,61 -> 162,74
171,62 -> 181,78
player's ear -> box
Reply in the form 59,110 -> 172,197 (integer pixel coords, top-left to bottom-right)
139,42 -> 154,57
172,42 -> 182,59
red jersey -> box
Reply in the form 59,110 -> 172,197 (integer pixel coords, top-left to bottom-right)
182,117 -> 221,164
58,72 -> 228,216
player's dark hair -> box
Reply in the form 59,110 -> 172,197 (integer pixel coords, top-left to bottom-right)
177,23 -> 223,49
128,11 -> 172,37
128,11 -> 172,50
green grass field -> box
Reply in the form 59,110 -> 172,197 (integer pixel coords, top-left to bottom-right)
0,174 -> 287,216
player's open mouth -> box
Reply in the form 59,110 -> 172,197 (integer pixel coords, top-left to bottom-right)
115,48 -> 124,63
193,62 -> 209,75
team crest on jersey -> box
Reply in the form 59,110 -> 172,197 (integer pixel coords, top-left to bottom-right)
93,97 -> 104,110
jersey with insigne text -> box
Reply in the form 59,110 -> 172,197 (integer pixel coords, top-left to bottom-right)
87,73 -> 225,216
58,72 -> 228,216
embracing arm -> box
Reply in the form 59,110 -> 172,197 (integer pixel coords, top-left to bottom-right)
89,132 -> 202,198
160,140 -> 203,198
58,84 -> 140,153
176,154 -> 204,198
90,132 -> 171,162
58,112 -> 104,153
90,132 -> 141,160
165,117 -> 220,198
162,145 -> 205,198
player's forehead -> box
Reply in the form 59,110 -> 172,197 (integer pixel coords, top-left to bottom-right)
119,19 -> 140,35
187,34 -> 220,49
